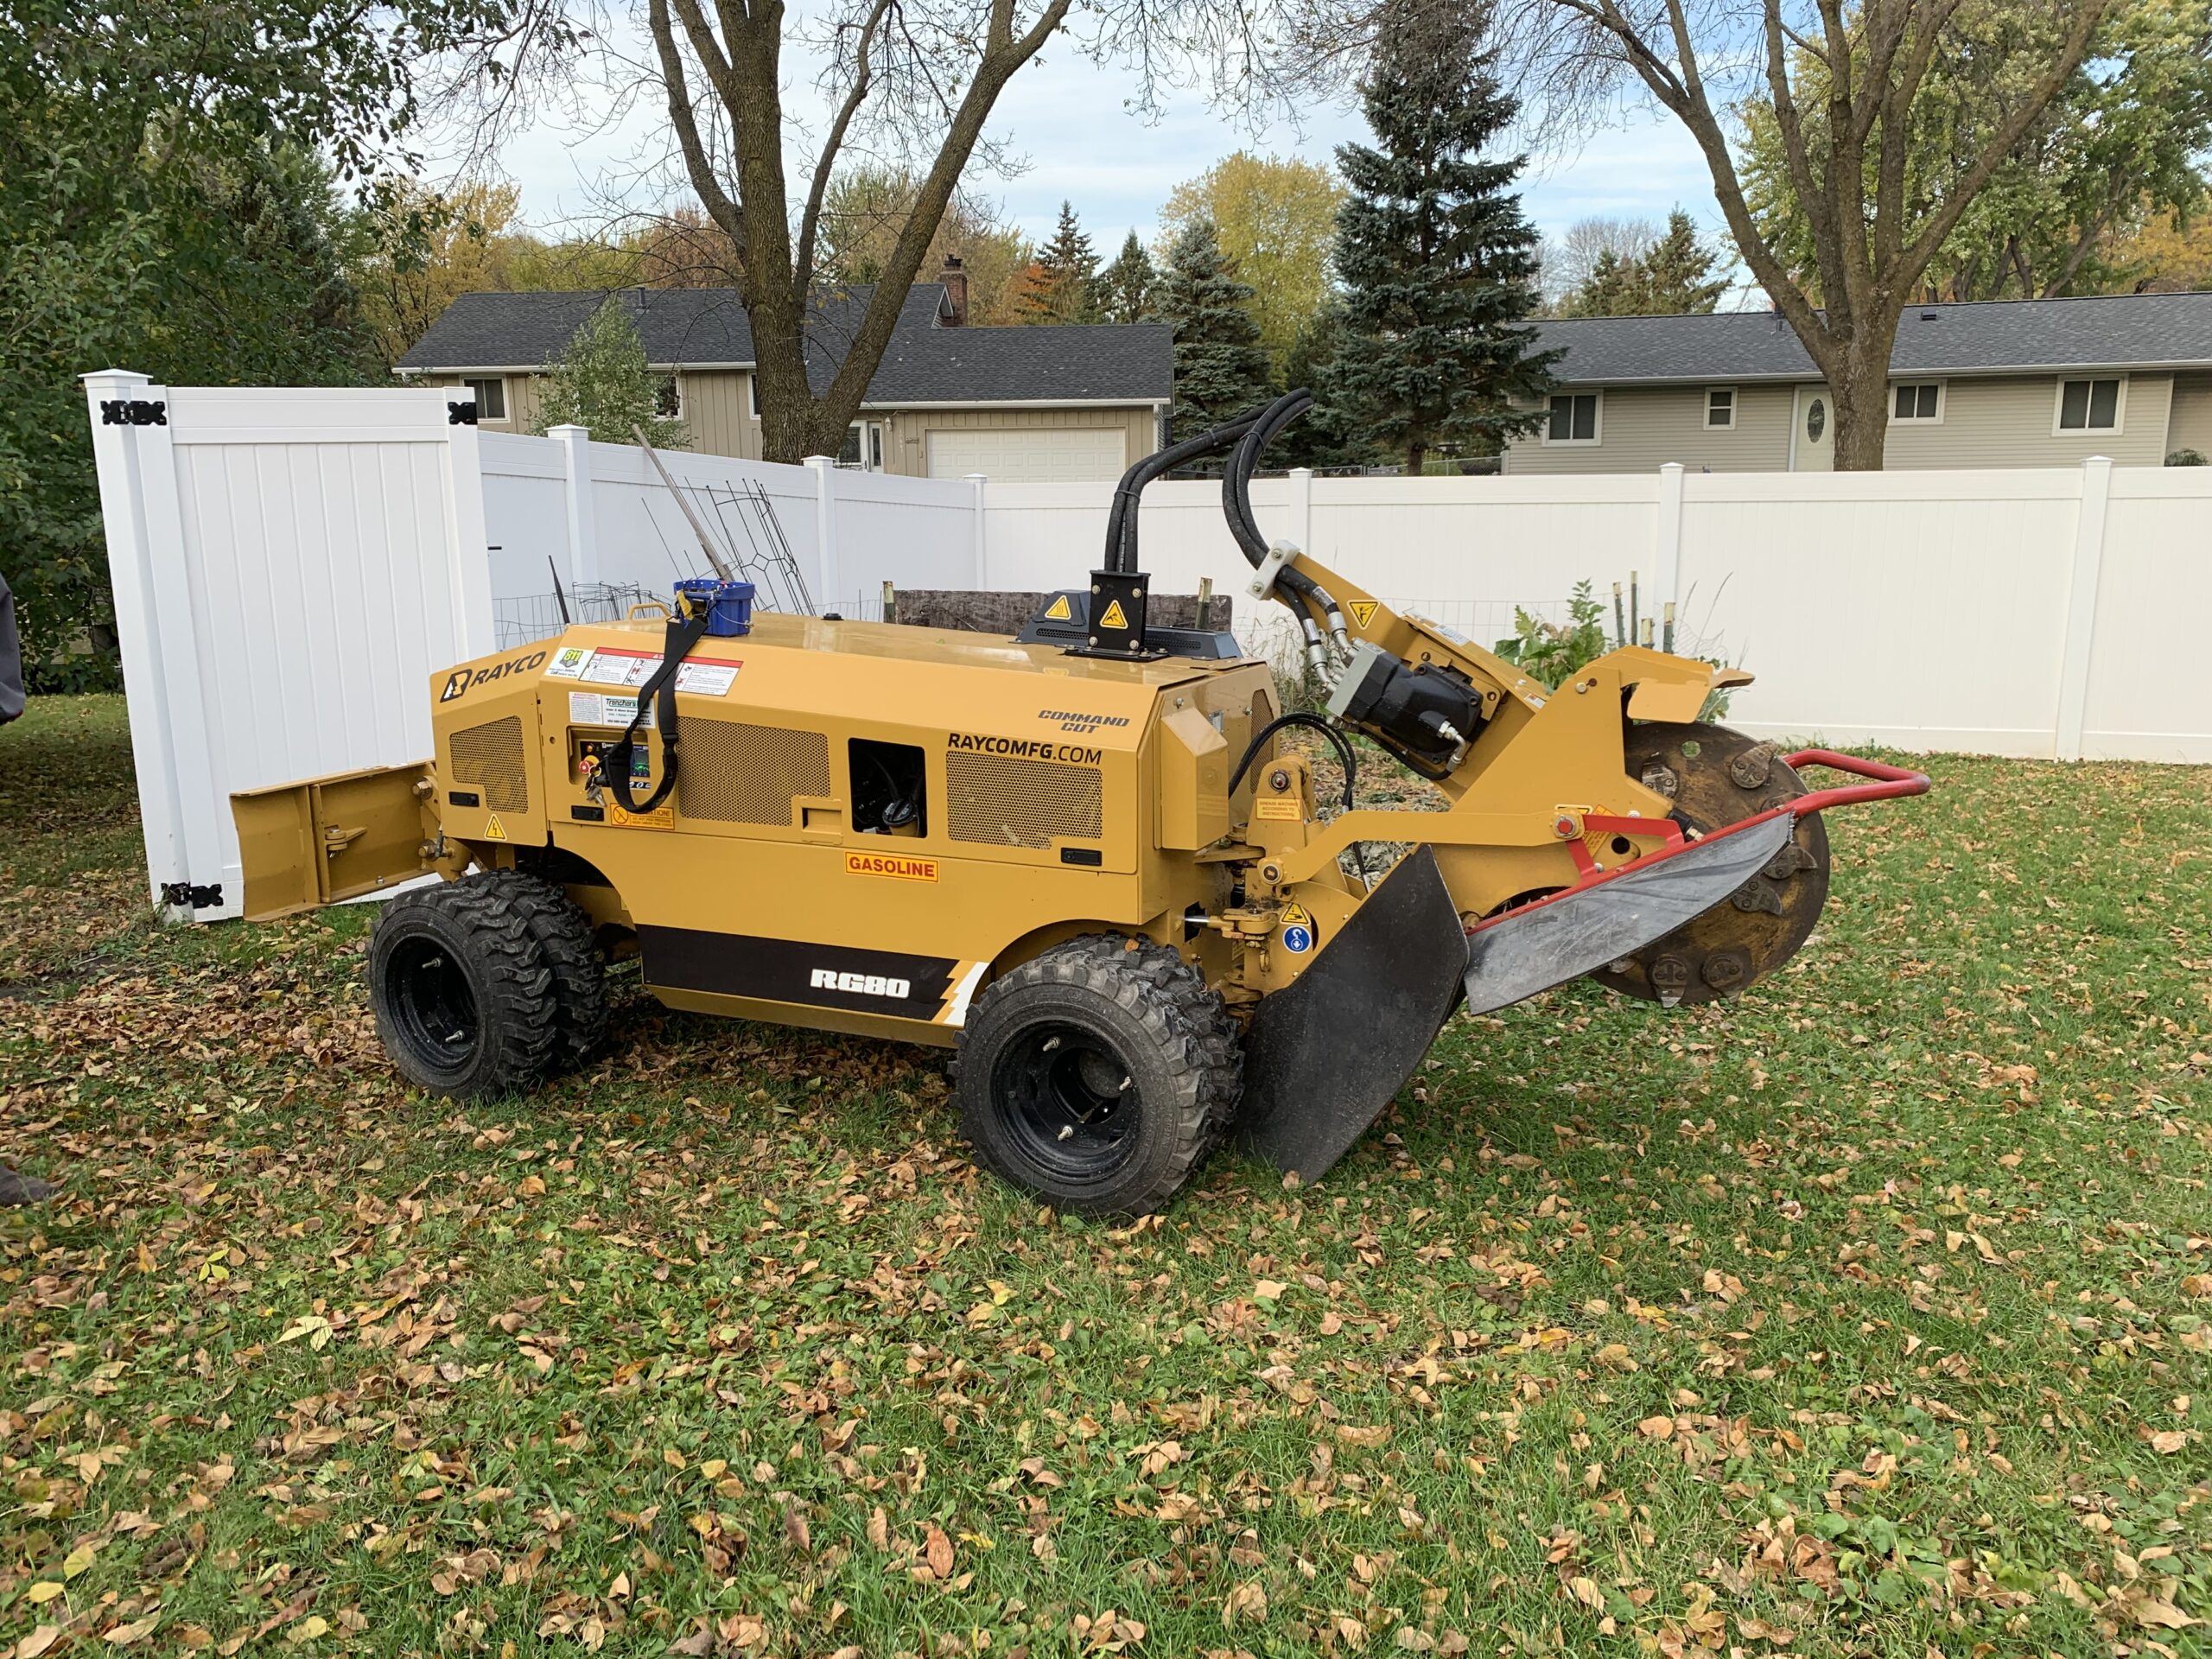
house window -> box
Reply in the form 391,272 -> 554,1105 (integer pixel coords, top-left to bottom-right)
1891,382 -> 1943,423
837,421 -> 885,470
1546,392 -> 1599,444
747,373 -> 760,418
1704,387 -> 1735,429
2056,377 -> 2124,433
655,375 -> 683,420
463,377 -> 506,421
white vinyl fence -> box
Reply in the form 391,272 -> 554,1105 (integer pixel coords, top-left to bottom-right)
83,374 -> 2211,923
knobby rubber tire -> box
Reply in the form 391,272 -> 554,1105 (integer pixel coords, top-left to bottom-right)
497,872 -> 610,1074
956,935 -> 1243,1217
368,874 -> 558,1099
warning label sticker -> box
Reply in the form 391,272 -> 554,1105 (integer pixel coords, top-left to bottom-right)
1348,600 -> 1380,628
484,814 -> 508,841
844,850 -> 938,882
1097,599 -> 1128,631
607,802 -> 672,831
1280,901 -> 1317,954
1042,594 -> 1073,621
543,645 -> 595,680
674,661 -> 740,696
1254,797 -> 1301,821
581,651 -> 655,688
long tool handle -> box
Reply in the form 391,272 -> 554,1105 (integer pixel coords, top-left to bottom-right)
632,425 -> 736,582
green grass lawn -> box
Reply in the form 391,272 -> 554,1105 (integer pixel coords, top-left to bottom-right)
3,695 -> 2208,1658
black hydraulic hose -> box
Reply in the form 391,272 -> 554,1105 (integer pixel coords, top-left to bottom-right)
1229,712 -> 1357,812
1221,389 -> 1313,569
1103,408 -> 1266,574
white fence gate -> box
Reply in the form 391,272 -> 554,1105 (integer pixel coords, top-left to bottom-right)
83,374 -> 983,920
84,376 -> 2212,924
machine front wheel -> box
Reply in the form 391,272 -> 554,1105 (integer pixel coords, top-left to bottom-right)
957,936 -> 1242,1217
369,874 -> 559,1098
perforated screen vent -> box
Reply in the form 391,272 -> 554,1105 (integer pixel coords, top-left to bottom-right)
946,751 -> 1102,849
449,715 -> 528,813
677,721 -> 831,826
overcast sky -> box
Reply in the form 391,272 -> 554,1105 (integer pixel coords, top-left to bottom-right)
476,31 -> 1732,276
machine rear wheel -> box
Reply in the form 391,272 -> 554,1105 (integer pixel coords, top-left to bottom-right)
503,873 -> 609,1073
957,936 -> 1242,1217
369,875 -> 558,1098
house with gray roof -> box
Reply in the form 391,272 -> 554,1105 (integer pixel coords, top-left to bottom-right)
394,260 -> 1173,482
1503,291 -> 2212,474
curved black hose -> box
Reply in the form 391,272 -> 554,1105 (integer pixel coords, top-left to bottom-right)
1104,407 -> 1267,574
1229,712 -> 1357,812
1221,389 -> 1314,570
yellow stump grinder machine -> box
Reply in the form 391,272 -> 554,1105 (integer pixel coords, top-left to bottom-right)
232,391 -> 1928,1214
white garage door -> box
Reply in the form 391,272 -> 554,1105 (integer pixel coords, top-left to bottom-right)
926,425 -> 1128,482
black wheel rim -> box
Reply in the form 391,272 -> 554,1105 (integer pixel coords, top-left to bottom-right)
385,936 -> 480,1071
993,1020 -> 1141,1185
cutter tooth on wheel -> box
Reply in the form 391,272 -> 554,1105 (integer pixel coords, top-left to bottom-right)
1593,721 -> 1833,1006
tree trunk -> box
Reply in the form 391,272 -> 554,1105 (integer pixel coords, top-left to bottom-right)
1407,440 -> 1427,476
1826,326 -> 1898,471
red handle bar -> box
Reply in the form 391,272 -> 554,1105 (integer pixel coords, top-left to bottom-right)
1780,748 -> 1932,815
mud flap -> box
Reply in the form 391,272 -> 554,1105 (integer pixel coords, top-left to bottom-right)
1464,813 -> 1796,1016
1236,846 -> 1468,1182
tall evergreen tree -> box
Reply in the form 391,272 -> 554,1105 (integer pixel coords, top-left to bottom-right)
1332,2 -> 1555,474
1556,209 -> 1727,316
1635,210 -> 1729,314
1019,200 -> 1101,323
1097,231 -> 1157,324
1151,217 -> 1276,443
1274,300 -> 1372,470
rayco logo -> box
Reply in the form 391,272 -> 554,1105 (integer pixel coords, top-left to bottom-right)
810,969 -> 911,999
440,650 -> 549,702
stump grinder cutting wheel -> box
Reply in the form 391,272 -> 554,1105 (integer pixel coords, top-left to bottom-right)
225,390 -> 1929,1215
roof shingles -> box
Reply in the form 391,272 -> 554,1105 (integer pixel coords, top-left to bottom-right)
396,283 -> 1172,405
1535,292 -> 2212,385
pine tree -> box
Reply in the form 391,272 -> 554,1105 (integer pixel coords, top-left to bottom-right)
1019,200 -> 1101,323
1636,209 -> 1728,314
531,297 -> 690,448
1275,300 -> 1372,470
1151,217 -> 1275,444
1556,210 -> 1727,316
1557,248 -> 1643,317
1097,231 -> 1157,324
1332,2 -> 1555,473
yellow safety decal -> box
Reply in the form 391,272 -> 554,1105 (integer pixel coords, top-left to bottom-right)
608,802 -> 674,831
1098,599 -> 1128,631
845,850 -> 938,882
1254,797 -> 1302,822
1281,901 -> 1313,928
1042,594 -> 1073,621
1349,600 -> 1379,628
483,814 -> 508,841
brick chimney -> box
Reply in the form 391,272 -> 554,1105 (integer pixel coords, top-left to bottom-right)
938,255 -> 968,327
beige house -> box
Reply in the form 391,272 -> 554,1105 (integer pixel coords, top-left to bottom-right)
395,265 -> 1170,482
1504,293 -> 2212,474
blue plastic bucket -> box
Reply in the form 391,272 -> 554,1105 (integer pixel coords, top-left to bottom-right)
675,577 -> 755,637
